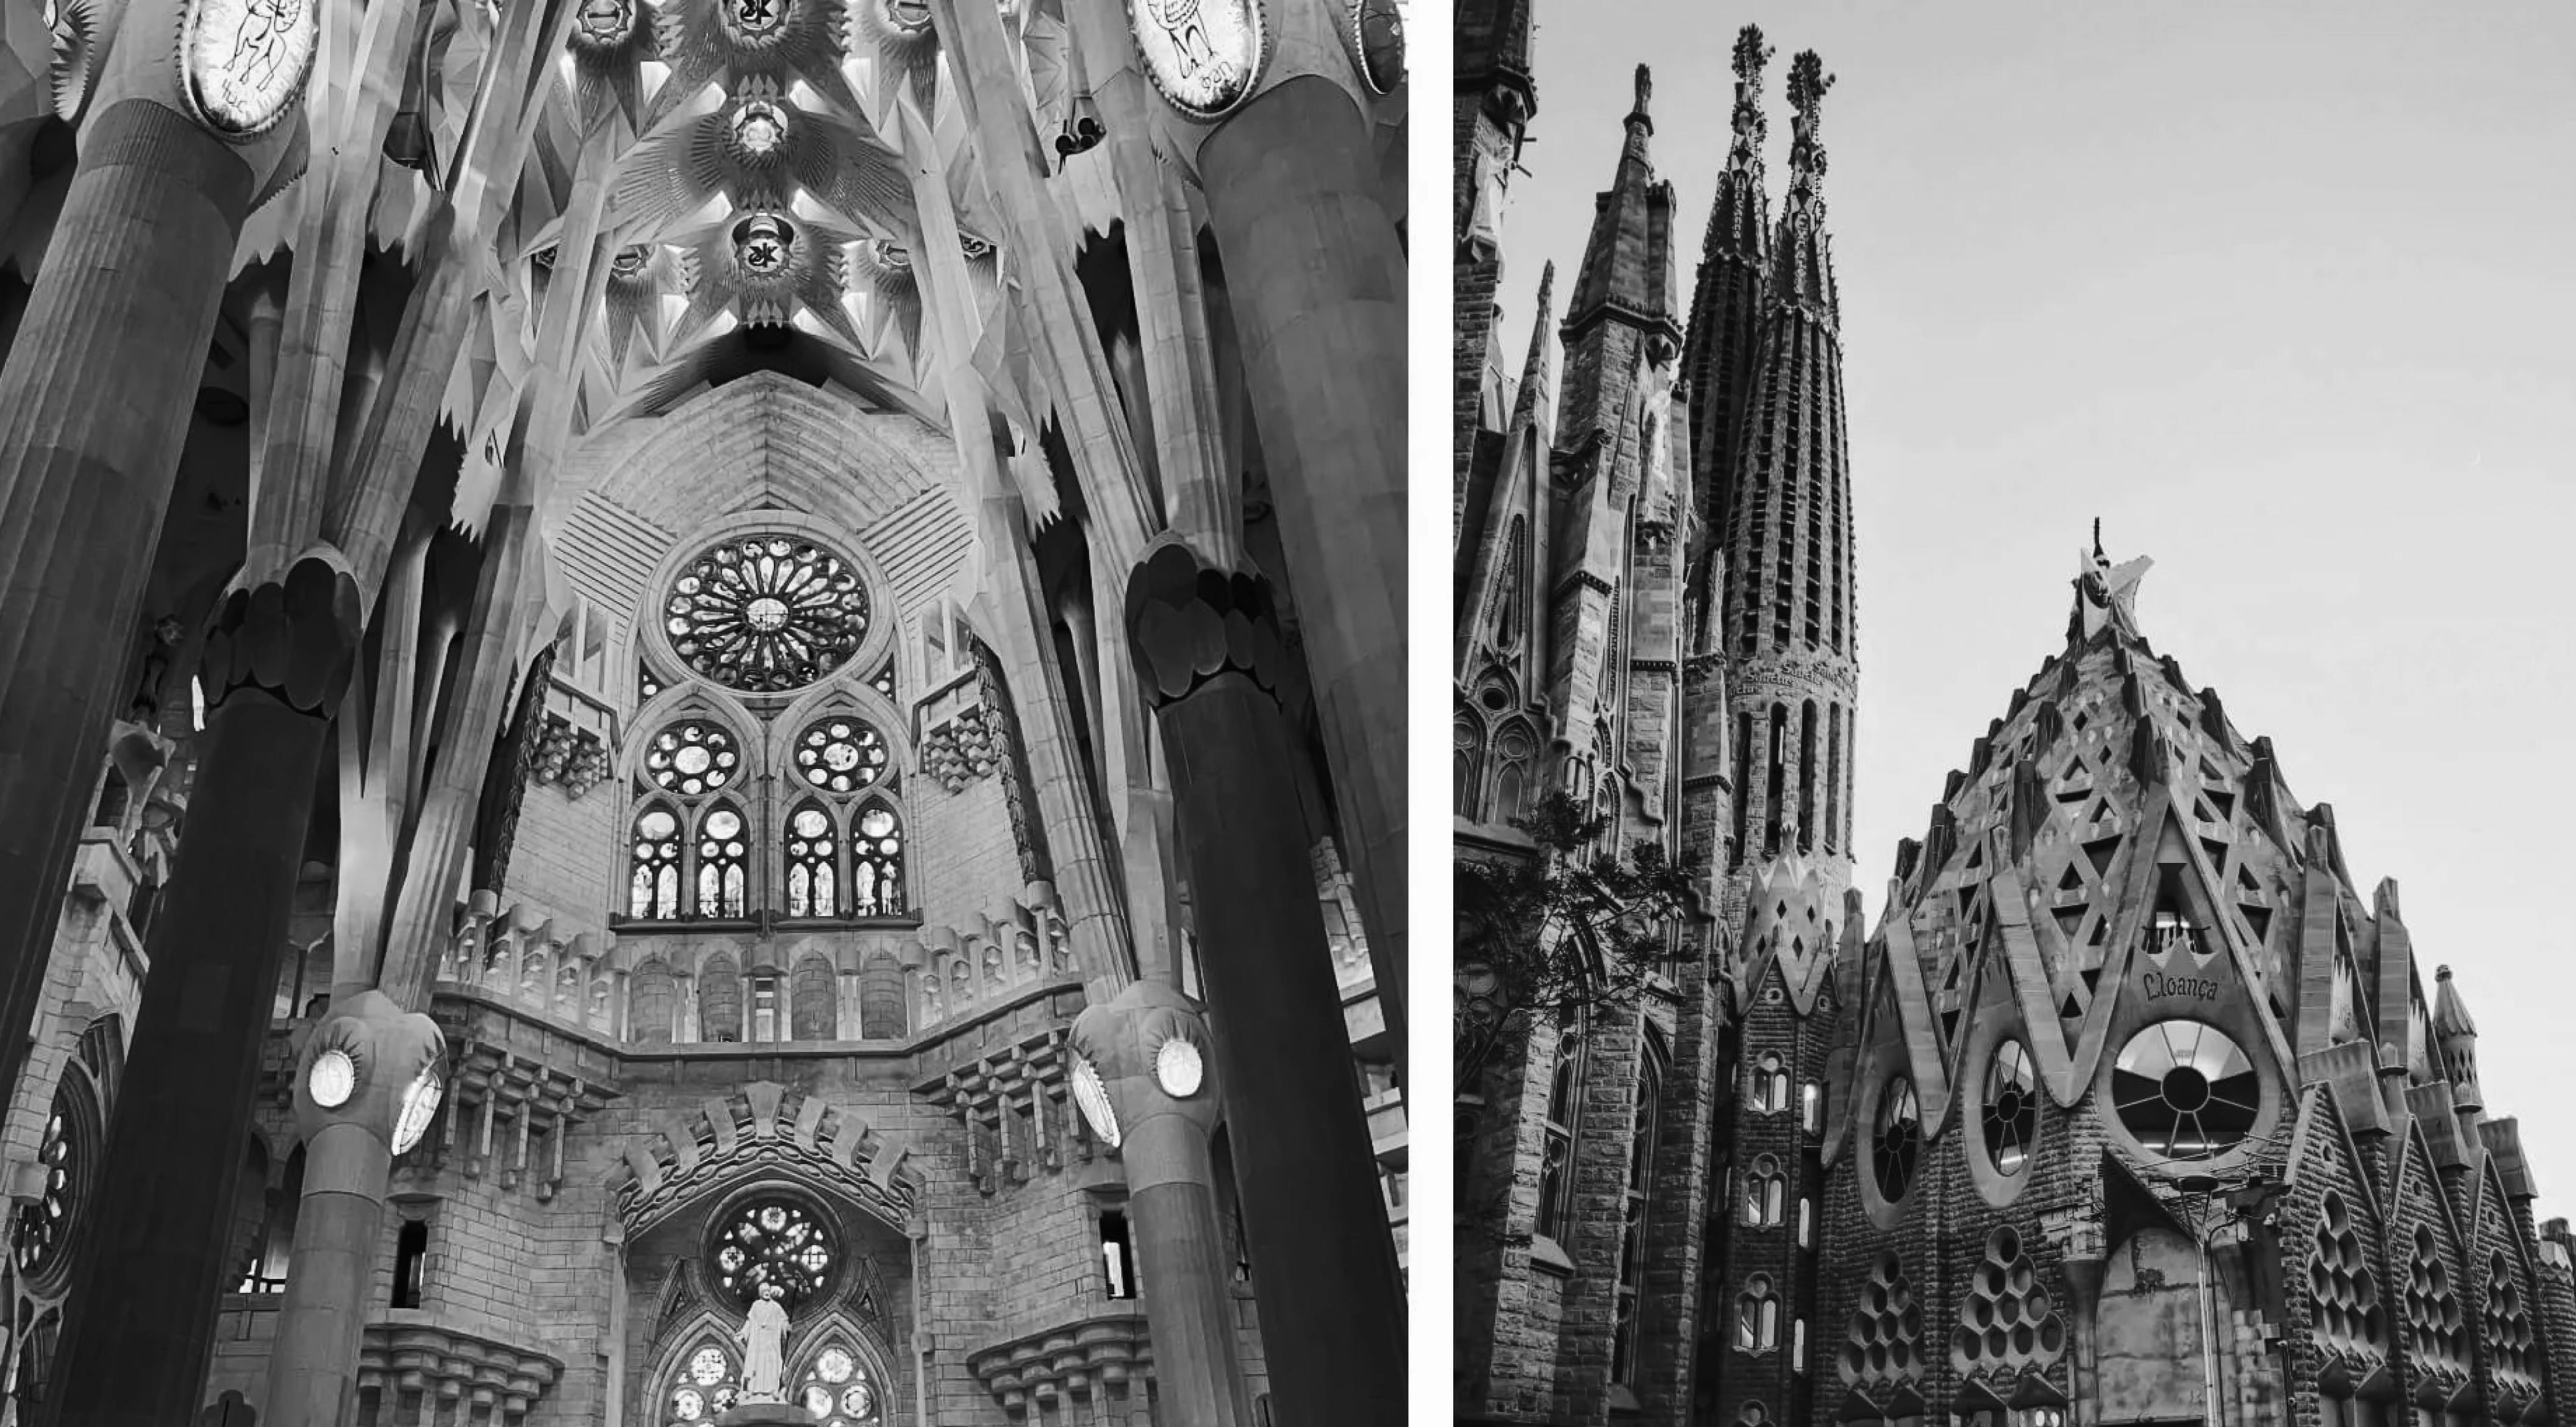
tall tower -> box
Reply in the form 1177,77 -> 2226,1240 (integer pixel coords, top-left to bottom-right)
1455,0 -> 1538,544
1680,26 -> 1775,592
1720,51 -> 1858,898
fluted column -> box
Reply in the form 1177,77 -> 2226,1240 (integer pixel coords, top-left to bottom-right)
0,96 -> 265,1110
1124,540 -> 1403,1427
1067,981 -> 1248,1427
262,992 -> 445,1427
45,554 -> 362,1426
1194,75 -> 1408,1079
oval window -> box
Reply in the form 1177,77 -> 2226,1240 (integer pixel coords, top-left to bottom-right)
1872,1076 -> 1920,1203
2110,1020 -> 2259,1161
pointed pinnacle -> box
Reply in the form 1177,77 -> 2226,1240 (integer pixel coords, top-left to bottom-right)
1786,50 -> 1836,186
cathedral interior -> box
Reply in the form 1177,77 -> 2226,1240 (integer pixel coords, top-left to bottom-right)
1454,7 -> 2576,1426
0,0 -> 1407,1423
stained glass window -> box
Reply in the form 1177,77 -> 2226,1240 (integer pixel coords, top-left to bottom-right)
696,804 -> 748,918
13,1103 -> 84,1290
666,1342 -> 741,1425
645,721 -> 740,796
796,1346 -> 879,1424
786,803 -> 839,917
850,801 -> 904,917
709,1197 -> 838,1311
867,663 -> 895,699
666,536 -> 868,693
631,804 -> 682,918
794,716 -> 890,794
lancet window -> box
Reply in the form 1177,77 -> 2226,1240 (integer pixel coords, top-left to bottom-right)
1743,1155 -> 1786,1228
1736,1275 -> 1781,1353
1536,1015 -> 1584,1242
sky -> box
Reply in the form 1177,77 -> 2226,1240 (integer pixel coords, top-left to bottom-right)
1488,2 -> 2576,1215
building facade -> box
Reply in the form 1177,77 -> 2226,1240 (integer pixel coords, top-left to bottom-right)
1453,9 -> 2576,1425
0,0 -> 1409,1423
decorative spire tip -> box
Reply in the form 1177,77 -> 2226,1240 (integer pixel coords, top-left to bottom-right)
1631,63 -> 1653,123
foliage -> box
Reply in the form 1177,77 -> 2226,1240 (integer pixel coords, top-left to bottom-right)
1454,789 -> 1705,1092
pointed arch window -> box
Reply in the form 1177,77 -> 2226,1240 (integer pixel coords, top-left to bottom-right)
1736,1275 -> 1781,1353
785,802 -> 840,917
848,801 -> 906,917
667,1339 -> 745,1422
2485,1250 -> 2539,1385
1611,1034 -> 1665,1386
695,804 -> 749,917
631,804 -> 683,918
794,1345 -> 881,1424
1742,1154 -> 1786,1228
1751,1053 -> 1790,1114
1537,1015 -> 1584,1242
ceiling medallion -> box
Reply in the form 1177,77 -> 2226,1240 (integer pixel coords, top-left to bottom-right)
177,0 -> 320,140
958,234 -> 995,260
870,239 -> 911,271
1125,0 -> 1265,123
731,99 -> 789,157
1346,0 -> 1403,96
880,0 -> 931,32
723,0 -> 789,45
733,213 -> 796,279
611,244 -> 654,278
570,0 -> 634,49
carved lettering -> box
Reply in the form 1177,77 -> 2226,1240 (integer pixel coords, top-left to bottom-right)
2140,972 -> 2221,1003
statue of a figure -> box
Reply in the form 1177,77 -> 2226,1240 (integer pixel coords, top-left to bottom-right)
736,1282 -> 792,1400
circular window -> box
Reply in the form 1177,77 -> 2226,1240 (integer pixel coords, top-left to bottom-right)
1872,1076 -> 1921,1203
708,1196 -> 839,1311
2111,1020 -> 2260,1161
665,536 -> 868,693
1984,1040 -> 2037,1175
645,721 -> 739,796
796,717 -> 890,793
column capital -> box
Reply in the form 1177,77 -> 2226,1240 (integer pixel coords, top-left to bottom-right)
1069,979 -> 1224,1151
292,989 -> 446,1152
199,548 -> 362,715
1122,538 -> 1304,712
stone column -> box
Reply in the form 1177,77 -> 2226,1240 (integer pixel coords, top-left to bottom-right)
45,556 -> 362,1425
1123,540 -> 1403,1427
1193,74 -> 1408,1081
1067,981 -> 1249,1427
261,991 -> 445,1427
0,91 -> 274,1107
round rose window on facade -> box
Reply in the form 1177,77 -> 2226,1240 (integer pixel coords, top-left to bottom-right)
1872,1075 -> 1920,1203
1983,1040 -> 2036,1175
2111,1019 -> 2260,1161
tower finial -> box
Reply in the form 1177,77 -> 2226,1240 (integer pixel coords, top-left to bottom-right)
1628,63 -> 1654,133
2092,517 -> 2103,560
1786,50 -> 1836,190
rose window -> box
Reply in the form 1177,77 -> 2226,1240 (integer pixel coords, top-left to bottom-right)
732,100 -> 788,157
1983,1040 -> 2036,1175
795,717 -> 890,793
797,1347 -> 880,1424
12,1103 -> 82,1288
666,535 -> 867,692
1872,1075 -> 1920,1203
2111,1020 -> 2260,1161
645,721 -> 739,795
710,1198 -> 838,1311
666,1344 -> 742,1424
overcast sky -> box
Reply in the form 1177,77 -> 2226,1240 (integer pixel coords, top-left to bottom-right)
1489,2 -> 2576,1215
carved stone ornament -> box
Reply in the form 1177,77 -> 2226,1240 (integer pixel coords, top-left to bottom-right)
176,0 -> 318,139
1343,0 -> 1403,96
1122,540 -> 1303,711
196,552 -> 363,715
1124,0 -> 1267,123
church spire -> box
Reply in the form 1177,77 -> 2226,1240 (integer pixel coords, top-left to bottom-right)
1716,46 -> 1856,892
1680,26 -> 1773,567
1511,260 -> 1558,431
1560,62 -> 1681,362
1770,49 -> 1839,322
